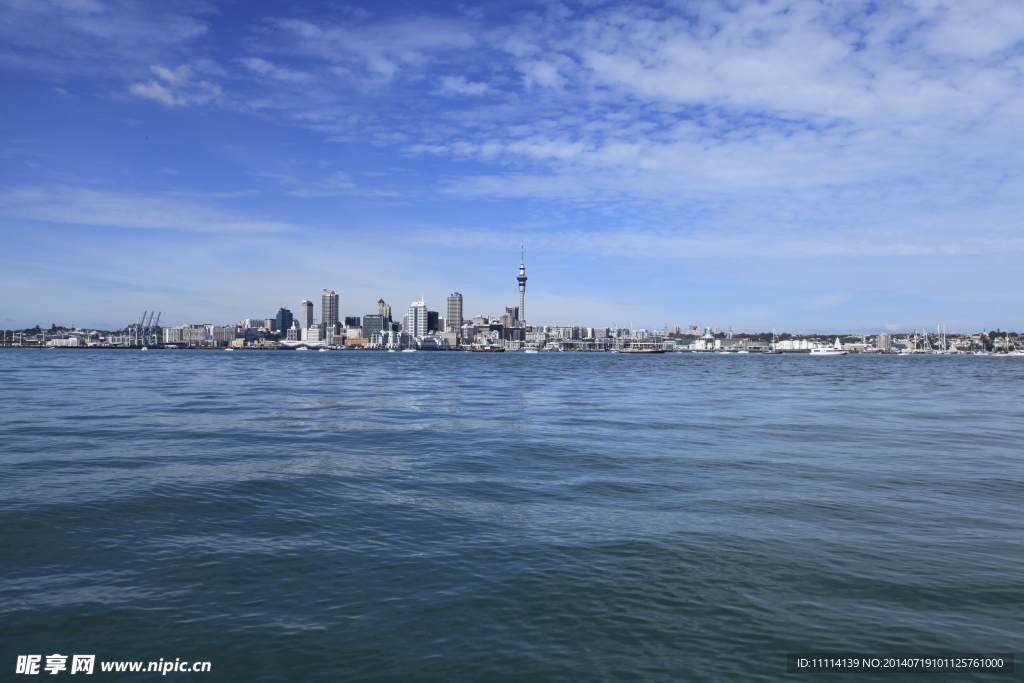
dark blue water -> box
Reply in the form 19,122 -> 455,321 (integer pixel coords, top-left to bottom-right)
2,350 -> 1021,681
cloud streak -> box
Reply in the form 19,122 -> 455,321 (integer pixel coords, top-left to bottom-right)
0,186 -> 300,233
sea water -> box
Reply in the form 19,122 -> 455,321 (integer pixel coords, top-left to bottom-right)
2,350 -> 1021,681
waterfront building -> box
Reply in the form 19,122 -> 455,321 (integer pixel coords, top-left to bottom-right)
264,318 -> 276,331
162,324 -> 235,347
876,334 -> 892,351
300,300 -> 314,330
302,324 -> 322,343
345,316 -> 361,328
427,310 -> 440,334
404,300 -> 429,338
446,293 -> 463,334
276,307 -> 294,334
548,326 -> 579,340
286,322 -> 300,341
377,299 -> 391,322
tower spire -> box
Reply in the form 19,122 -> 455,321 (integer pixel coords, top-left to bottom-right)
517,242 -> 528,328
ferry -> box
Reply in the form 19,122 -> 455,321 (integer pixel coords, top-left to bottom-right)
470,345 -> 505,352
810,338 -> 848,356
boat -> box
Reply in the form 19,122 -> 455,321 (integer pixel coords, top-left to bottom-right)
224,348 -> 234,351
620,348 -> 665,354
762,328 -> 783,353
319,347 -> 329,352
295,347 -> 310,351
735,349 -> 750,354
523,348 -> 538,354
471,345 -> 505,352
402,348 -> 417,353
810,338 -> 848,356
141,346 -> 148,351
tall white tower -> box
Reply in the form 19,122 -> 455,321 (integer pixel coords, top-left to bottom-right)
516,244 -> 528,328
404,300 -> 429,337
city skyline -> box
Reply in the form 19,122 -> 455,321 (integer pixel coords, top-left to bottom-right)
2,1 -> 1024,332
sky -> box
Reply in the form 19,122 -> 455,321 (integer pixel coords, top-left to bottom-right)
1,0 -> 1023,333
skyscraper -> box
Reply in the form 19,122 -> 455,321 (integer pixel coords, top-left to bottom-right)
501,306 -> 520,329
446,292 -> 463,334
322,289 -> 339,333
300,300 -> 314,329
404,300 -> 428,337
362,314 -> 386,338
517,246 -> 528,327
275,307 -> 293,335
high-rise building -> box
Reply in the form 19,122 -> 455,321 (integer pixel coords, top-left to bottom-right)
427,310 -> 439,334
362,314 -> 386,338
500,306 -> 520,329
377,299 -> 391,322
300,300 -> 314,329
276,307 -> 293,334
517,246 -> 528,327
446,293 -> 463,333
404,300 -> 429,337
322,289 -> 339,333
344,316 -> 361,328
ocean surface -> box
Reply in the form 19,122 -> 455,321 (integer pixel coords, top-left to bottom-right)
2,349 -> 1021,681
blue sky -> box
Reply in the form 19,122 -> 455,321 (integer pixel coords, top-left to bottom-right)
2,0 -> 1023,332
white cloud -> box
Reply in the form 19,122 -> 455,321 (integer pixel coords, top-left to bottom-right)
438,75 -> 490,96
129,64 -> 221,107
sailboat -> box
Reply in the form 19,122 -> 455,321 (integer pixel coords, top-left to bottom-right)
762,328 -> 783,354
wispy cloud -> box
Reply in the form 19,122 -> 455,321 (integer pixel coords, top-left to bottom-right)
438,75 -> 490,96
128,64 -> 221,107
0,0 -> 209,76
0,186 -> 300,233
